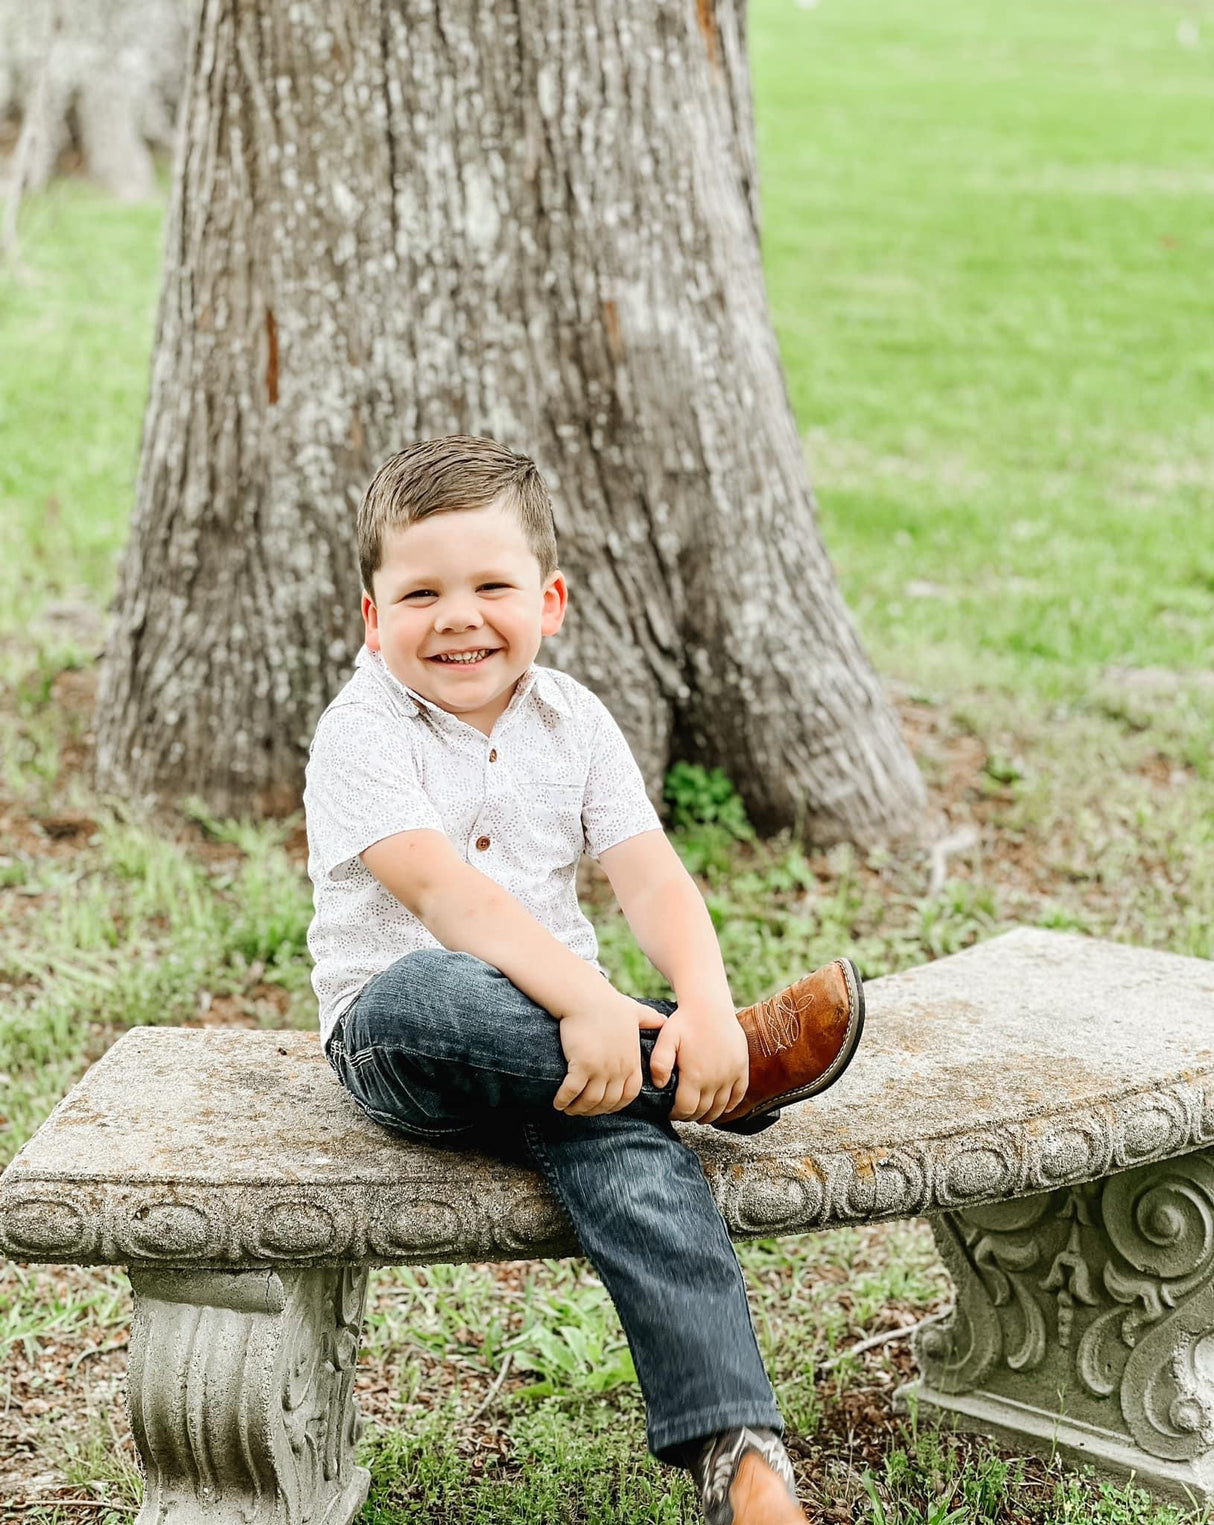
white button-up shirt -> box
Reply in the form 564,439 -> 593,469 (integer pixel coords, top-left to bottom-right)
304,647 -> 661,1046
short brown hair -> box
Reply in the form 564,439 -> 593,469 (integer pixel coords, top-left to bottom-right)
357,436 -> 559,596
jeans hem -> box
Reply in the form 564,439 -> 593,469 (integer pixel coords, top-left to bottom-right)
648,1405 -> 785,1468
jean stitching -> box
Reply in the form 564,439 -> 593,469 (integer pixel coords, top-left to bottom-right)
346,1038 -> 556,1087
339,1040 -> 474,1133
350,1087 -> 476,1139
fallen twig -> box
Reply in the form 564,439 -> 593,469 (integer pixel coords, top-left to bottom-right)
819,1311 -> 948,1372
20,1501 -> 135,1515
927,826 -> 979,897
466,1351 -> 513,1423
787,1310 -> 950,1385
68,1337 -> 129,1373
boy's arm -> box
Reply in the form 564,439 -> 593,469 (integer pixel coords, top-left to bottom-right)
597,829 -> 733,1008
359,830 -> 668,1118
361,829 -> 607,1018
597,830 -> 749,1123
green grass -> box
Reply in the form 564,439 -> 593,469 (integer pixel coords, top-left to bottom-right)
0,181 -> 163,634
754,0 -> 1214,692
3,0 -> 1214,1519
0,806 -> 315,1165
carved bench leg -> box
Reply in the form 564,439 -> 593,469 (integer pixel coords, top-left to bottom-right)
897,1148 -> 1214,1506
125,1266 -> 371,1525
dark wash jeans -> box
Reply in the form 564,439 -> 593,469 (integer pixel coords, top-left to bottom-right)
325,948 -> 783,1464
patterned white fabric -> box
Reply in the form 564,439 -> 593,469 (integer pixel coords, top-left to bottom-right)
304,646 -> 661,1045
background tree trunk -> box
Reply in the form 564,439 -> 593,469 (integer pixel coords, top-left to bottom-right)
95,0 -> 925,844
0,0 -> 188,203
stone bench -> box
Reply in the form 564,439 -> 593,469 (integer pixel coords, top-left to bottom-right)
2,928 -> 1212,1522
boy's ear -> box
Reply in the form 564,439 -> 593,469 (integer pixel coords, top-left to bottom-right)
361,591 -> 381,651
541,571 -> 568,637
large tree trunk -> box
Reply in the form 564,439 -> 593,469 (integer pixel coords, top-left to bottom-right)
96,0 -> 924,843
0,0 -> 188,202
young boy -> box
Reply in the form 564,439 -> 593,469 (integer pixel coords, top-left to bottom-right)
304,436 -> 864,1525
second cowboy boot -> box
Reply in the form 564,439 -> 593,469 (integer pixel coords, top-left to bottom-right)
712,959 -> 864,1135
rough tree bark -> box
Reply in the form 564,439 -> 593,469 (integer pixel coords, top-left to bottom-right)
95,0 -> 925,844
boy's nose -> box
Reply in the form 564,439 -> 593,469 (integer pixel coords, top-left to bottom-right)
434,601 -> 484,632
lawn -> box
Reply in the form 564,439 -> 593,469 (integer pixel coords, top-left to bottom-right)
1,0 -> 1212,1519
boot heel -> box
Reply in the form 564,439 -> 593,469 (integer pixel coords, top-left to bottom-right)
717,1107 -> 783,1136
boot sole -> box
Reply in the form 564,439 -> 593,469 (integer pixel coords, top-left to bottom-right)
717,958 -> 865,1134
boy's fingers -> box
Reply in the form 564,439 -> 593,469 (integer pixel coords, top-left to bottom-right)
698,1088 -> 725,1124
566,1078 -> 608,1116
670,1082 -> 703,1123
553,1068 -> 587,1110
598,1079 -> 628,1115
586,1080 -> 620,1116
636,1008 -> 667,1030
701,1083 -> 736,1125
649,1030 -> 676,1087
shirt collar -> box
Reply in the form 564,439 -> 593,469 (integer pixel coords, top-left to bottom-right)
515,664 -> 574,720
355,646 -> 572,724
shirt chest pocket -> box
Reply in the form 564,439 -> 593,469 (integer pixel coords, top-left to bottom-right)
519,781 -> 585,865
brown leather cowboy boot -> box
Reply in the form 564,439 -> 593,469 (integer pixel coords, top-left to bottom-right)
712,959 -> 864,1135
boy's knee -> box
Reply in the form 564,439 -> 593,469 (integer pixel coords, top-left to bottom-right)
348,948 -> 523,1055
406,946 -> 498,989
367,947 -> 501,1014
397,946 -> 457,980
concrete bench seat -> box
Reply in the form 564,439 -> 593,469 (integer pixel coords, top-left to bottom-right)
3,928 -> 1212,1522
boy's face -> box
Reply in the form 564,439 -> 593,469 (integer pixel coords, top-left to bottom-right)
362,497 -> 567,735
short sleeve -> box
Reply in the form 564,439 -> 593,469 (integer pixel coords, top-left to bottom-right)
581,696 -> 663,859
304,703 -> 443,882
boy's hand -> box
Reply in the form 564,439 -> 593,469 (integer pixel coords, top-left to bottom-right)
648,1000 -> 748,1125
554,988 -> 668,1117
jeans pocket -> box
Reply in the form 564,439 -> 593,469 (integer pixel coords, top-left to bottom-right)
345,1044 -> 473,1140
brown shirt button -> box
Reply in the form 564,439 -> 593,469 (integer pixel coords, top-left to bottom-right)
475,835 -> 491,851
488,749 -> 498,762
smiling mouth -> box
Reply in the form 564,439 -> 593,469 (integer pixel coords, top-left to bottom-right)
428,648 -> 499,666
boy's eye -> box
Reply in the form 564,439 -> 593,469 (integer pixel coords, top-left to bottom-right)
401,584 -> 510,600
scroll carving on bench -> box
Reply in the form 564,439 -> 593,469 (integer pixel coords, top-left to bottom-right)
127,1266 -> 371,1524
906,1151 -> 1214,1501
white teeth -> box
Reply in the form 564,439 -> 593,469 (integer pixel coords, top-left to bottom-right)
435,649 -> 493,663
